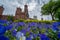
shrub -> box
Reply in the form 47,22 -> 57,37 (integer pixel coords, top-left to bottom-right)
7,15 -> 14,21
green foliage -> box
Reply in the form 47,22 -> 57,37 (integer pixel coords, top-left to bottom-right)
24,20 -> 39,23
47,29 -> 58,40
55,9 -> 60,21
17,26 -> 23,32
31,28 -> 39,34
5,30 -> 16,40
18,19 -> 25,22
14,19 -> 56,24
7,15 -> 14,21
25,32 -> 30,37
41,28 -> 46,34
13,20 -> 18,22
41,0 -> 60,20
41,21 -> 51,24
41,0 -> 56,15
3,24 -> 7,26
39,20 -> 56,24
14,19 -> 25,22
32,37 -> 40,40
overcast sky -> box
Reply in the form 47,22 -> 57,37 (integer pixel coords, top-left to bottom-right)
0,0 -> 52,20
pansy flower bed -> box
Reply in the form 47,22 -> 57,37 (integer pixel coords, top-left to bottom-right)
0,19 -> 60,40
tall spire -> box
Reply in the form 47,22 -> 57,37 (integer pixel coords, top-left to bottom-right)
24,4 -> 29,18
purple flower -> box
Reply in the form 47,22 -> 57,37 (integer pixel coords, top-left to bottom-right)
37,23 -> 42,28
29,32 -> 33,35
17,22 -> 25,26
29,32 -> 38,38
29,32 -> 34,38
52,23 -> 59,31
26,28 -> 31,32
44,24 -> 51,29
26,37 -> 32,40
28,22 -> 37,27
52,22 -> 60,26
0,20 -> 7,23
6,22 -> 17,30
0,35 -> 9,40
40,34 -> 50,40
0,20 -> 8,26
57,32 -> 60,38
11,30 -> 17,37
20,29 -> 27,35
16,32 -> 24,39
33,34 -> 37,38
6,24 -> 13,30
0,25 -> 6,35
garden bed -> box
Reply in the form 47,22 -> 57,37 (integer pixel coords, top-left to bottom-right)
0,19 -> 60,40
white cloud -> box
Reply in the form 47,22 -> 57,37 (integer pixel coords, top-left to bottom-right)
28,0 -> 37,11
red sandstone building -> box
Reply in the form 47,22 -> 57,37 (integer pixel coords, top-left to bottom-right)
0,5 -> 29,20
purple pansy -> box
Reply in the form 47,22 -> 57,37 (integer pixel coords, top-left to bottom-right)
0,20 -> 7,23
26,37 -> 32,40
28,22 -> 37,27
0,35 -> 9,40
6,24 -> 13,30
57,32 -> 60,38
17,22 -> 25,26
40,34 -> 50,40
11,30 -> 17,37
20,29 -> 27,35
0,25 -> 6,35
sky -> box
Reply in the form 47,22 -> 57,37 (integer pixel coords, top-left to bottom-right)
0,0 -> 52,20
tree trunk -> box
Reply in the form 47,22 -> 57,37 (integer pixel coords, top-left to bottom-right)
51,13 -> 54,20
51,15 -> 54,20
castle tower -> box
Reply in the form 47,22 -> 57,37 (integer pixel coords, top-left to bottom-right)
24,5 -> 29,19
15,5 -> 29,20
15,7 -> 22,15
0,5 -> 4,19
0,5 -> 4,15
15,7 -> 22,19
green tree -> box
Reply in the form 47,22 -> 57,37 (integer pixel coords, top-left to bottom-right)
53,0 -> 60,20
41,0 -> 60,20
55,8 -> 60,20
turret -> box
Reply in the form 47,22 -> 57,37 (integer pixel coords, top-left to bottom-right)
0,5 -> 4,15
15,7 -> 22,15
24,5 -> 29,18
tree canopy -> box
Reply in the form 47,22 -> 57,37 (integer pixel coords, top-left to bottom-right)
41,0 -> 60,20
